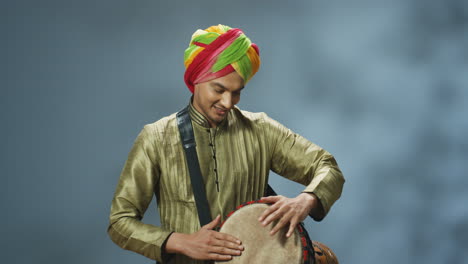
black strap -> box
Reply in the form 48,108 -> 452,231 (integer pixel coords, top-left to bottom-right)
176,106 -> 212,227
265,184 -> 278,197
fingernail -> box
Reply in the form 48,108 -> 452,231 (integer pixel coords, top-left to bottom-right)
238,245 -> 244,250
236,240 -> 241,244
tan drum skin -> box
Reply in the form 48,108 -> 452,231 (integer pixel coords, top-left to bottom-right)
216,203 -> 303,264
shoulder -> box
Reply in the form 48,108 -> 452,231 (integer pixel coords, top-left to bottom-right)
230,106 -> 269,125
230,107 -> 285,129
140,112 -> 179,139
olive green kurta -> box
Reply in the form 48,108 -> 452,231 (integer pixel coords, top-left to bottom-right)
108,103 -> 344,263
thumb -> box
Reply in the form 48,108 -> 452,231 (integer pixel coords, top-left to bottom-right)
202,215 -> 221,230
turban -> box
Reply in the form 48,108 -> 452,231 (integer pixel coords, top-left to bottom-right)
184,24 -> 260,93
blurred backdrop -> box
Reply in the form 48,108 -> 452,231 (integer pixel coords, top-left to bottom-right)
3,0 -> 468,263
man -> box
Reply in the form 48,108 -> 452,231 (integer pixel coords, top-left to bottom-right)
108,24 -> 344,264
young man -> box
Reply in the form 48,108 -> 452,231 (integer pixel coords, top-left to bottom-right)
108,24 -> 344,264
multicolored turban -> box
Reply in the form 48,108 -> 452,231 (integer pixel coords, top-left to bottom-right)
184,24 -> 260,93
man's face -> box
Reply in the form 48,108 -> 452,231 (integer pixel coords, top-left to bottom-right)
193,71 -> 245,127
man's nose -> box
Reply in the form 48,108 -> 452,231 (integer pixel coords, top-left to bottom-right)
219,93 -> 233,109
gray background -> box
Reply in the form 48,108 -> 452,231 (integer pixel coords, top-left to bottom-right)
3,0 -> 468,263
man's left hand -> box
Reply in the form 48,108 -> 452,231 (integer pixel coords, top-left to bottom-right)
258,193 -> 318,238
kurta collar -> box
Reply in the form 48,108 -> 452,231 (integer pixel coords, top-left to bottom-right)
188,99 -> 228,129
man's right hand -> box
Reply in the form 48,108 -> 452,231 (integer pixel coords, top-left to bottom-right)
165,215 -> 244,261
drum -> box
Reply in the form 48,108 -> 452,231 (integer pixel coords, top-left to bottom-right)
311,240 -> 339,264
216,200 -> 338,264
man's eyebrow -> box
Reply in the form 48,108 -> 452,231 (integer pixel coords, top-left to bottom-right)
213,81 -> 245,91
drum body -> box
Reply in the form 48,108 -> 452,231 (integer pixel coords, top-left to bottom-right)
216,202 -> 305,264
312,241 -> 339,264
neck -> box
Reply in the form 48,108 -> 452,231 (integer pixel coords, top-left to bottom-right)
189,98 -> 220,128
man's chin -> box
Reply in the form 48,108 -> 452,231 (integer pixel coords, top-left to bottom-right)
209,115 -> 226,125
214,117 -> 225,124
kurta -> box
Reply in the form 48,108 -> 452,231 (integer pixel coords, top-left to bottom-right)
108,103 -> 345,263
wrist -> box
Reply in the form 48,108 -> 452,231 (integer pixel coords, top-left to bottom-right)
302,192 -> 325,221
165,232 -> 188,255
300,192 -> 316,209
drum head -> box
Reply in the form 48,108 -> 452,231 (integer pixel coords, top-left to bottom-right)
215,203 -> 303,264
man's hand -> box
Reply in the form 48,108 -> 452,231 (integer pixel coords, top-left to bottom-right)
165,215 -> 244,261
258,193 -> 319,237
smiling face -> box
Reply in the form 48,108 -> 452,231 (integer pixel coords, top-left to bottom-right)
192,71 -> 245,127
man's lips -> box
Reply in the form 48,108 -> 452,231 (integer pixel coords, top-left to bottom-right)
214,106 -> 228,115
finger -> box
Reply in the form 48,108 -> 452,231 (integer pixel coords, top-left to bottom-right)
210,246 -> 242,256
260,195 -> 281,203
270,209 -> 296,235
216,232 -> 243,246
203,215 -> 221,230
258,201 -> 281,222
286,221 -> 297,238
261,204 -> 285,226
270,213 -> 292,235
212,240 -> 244,251
208,253 -> 233,261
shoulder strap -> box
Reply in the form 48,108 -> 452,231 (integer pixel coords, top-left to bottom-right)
176,106 -> 212,227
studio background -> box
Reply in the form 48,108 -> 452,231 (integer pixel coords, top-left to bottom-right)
3,0 -> 468,263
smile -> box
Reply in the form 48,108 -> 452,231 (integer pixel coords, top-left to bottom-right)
214,106 -> 228,115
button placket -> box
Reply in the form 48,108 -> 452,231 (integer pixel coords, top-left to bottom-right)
208,128 -> 220,192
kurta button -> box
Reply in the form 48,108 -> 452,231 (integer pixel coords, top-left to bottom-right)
214,169 -> 217,172
212,155 -> 216,159
209,143 -> 213,147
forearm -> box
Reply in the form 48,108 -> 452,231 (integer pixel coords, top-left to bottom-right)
303,153 -> 344,217
264,114 -> 344,217
108,216 -> 173,261
108,125 -> 169,260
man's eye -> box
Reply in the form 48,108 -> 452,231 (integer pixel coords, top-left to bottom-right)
215,89 -> 223,94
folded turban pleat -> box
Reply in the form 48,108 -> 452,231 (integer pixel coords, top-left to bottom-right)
184,24 -> 260,93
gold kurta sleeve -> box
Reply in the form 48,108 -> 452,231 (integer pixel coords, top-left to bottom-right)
263,114 -> 345,216
107,125 -> 173,262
